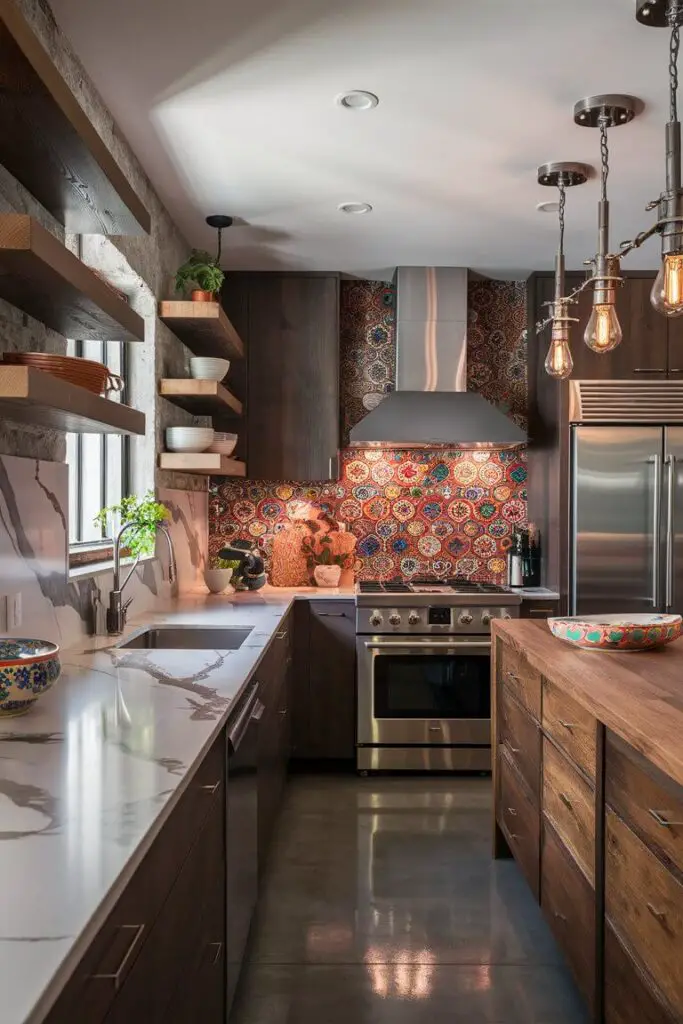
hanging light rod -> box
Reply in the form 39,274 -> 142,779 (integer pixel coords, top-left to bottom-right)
205,213 -> 234,266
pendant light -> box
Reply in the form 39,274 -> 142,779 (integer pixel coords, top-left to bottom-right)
574,95 -> 637,352
637,0 -> 683,315
536,162 -> 591,379
206,214 -> 234,264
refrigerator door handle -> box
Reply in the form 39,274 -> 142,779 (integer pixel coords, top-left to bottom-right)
665,454 -> 676,610
651,454 -> 663,609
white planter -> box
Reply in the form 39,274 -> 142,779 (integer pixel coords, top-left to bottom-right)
204,568 -> 234,594
314,565 -> 342,588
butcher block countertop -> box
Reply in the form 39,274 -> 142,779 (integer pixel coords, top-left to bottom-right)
493,619 -> 683,790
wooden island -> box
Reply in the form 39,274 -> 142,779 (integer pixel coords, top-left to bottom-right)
492,619 -> 683,1024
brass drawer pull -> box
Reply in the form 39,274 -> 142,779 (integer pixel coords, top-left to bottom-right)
209,941 -> 223,966
646,902 -> 668,926
649,809 -> 683,828
559,720 -> 578,732
559,792 -> 573,811
276,630 -> 288,640
201,780 -> 221,795
92,924 -> 145,989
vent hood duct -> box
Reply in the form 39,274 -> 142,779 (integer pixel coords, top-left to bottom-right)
349,267 -> 527,449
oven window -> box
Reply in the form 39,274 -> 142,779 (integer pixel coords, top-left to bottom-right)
373,653 -> 490,720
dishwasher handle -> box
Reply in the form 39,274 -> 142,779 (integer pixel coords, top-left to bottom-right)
228,683 -> 260,755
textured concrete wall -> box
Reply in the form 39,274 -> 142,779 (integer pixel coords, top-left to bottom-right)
0,0 -> 209,492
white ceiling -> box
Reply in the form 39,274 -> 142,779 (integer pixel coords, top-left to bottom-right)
51,0 -> 677,278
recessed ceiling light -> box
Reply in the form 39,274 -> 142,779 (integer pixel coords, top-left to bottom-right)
337,90 -> 379,111
537,200 -> 560,214
338,202 -> 373,215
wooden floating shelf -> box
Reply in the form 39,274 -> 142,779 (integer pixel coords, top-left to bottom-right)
0,215 -> 145,341
159,379 -> 242,416
0,0 -> 150,234
159,301 -> 245,360
0,366 -> 145,434
159,453 -> 246,477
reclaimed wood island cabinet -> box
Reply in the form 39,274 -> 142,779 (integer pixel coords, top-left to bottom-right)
492,619 -> 683,1023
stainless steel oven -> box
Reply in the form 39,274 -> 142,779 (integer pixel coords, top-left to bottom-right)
357,635 -> 492,772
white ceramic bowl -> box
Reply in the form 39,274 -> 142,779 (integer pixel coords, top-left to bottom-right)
165,427 -> 215,453
204,568 -> 234,594
208,432 -> 238,456
190,357 -> 230,381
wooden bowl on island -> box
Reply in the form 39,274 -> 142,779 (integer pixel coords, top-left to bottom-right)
548,614 -> 682,652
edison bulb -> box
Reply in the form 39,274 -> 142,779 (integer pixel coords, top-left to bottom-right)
544,326 -> 573,380
651,254 -> 683,316
584,304 -> 623,353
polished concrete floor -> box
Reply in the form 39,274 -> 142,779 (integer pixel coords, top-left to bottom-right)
231,775 -> 589,1024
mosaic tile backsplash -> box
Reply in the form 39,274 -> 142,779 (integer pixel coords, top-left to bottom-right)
209,276 -> 528,584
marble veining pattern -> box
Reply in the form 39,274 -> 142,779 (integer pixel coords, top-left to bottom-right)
0,591 -> 309,1024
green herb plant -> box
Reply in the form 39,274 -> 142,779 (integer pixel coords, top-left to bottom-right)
174,249 -> 225,296
211,556 -> 240,571
301,533 -> 349,571
95,492 -> 170,558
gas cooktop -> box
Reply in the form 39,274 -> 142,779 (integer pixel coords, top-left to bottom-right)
357,578 -> 513,596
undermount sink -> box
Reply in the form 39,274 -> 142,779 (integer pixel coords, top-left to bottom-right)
117,626 -> 254,650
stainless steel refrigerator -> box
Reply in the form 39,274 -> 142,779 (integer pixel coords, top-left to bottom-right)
571,423 -> 683,615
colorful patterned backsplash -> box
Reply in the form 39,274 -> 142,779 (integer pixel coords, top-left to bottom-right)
210,447 -> 527,583
209,276 -> 528,584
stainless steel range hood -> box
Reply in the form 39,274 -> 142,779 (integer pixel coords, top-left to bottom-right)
349,267 -> 527,449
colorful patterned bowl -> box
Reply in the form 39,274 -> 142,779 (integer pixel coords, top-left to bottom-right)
548,614 -> 682,652
0,638 -> 61,717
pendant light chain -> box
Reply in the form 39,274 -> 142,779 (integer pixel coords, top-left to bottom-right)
599,117 -> 610,203
670,2 -> 681,122
558,177 -> 567,255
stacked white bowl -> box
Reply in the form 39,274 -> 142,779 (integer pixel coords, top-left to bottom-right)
208,431 -> 238,456
166,427 -> 215,453
190,357 -> 230,381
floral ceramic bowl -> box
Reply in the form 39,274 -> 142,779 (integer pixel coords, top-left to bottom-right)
0,638 -> 61,716
548,614 -> 682,652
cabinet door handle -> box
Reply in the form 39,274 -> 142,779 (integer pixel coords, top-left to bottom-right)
558,720 -> 578,732
633,368 -> 667,373
646,902 -> 668,926
276,630 -> 288,640
559,792 -> 573,811
506,806 -> 517,816
318,612 -> 347,617
506,671 -> 520,684
92,924 -> 145,989
649,808 -> 683,828
201,780 -> 221,795
554,911 -> 568,922
209,941 -> 223,966
529,608 -> 555,615
279,708 -> 288,717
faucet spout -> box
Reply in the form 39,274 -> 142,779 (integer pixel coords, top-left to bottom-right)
157,525 -> 178,587
106,519 -> 177,635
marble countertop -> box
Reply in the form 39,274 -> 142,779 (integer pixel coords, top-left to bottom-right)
0,588 -> 346,1024
514,587 -> 561,601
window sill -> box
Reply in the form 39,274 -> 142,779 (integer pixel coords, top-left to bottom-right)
69,554 -> 154,582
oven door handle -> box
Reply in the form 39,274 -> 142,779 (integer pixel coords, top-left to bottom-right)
363,641 -> 491,650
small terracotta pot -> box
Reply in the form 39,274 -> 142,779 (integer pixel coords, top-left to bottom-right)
191,289 -> 215,302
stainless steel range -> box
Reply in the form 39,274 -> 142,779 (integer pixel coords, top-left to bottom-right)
356,578 -> 521,773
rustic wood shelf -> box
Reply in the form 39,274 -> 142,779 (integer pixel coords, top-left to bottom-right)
0,1 -> 150,234
0,214 -> 145,341
159,453 -> 246,476
159,301 -> 245,359
159,379 -> 242,416
0,365 -> 145,434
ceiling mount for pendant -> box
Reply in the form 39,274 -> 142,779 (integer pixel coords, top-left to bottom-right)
537,161 -> 591,188
574,94 -> 640,128
637,0 -> 683,27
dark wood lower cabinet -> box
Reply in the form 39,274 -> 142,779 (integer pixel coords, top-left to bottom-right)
257,615 -> 292,872
604,924 -> 677,1024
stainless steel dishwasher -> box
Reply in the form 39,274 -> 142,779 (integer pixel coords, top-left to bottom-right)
226,681 -> 263,1015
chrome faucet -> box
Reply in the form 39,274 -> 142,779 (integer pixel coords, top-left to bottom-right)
106,521 -> 178,635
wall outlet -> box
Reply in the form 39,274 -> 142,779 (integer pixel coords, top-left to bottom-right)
7,592 -> 22,630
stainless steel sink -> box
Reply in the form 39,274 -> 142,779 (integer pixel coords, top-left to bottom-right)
117,626 -> 254,650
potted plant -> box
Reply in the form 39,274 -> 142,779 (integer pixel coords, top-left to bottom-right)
95,492 -> 170,560
204,556 -> 238,595
301,533 -> 351,588
174,249 -> 225,302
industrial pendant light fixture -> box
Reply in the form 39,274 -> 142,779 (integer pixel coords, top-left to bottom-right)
535,162 -> 591,379
574,95 -> 637,352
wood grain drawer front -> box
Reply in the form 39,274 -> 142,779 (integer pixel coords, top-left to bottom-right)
606,808 -> 683,1019
542,678 -> 597,782
498,642 -> 541,720
606,731 -> 683,877
541,822 -> 595,1009
542,738 -> 595,885
605,924 -> 678,1024
498,685 -> 541,801
499,748 -> 540,899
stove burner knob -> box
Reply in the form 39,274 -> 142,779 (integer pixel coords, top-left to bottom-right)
389,612 -> 402,626
458,611 -> 473,626
481,612 -> 492,626
370,611 -> 383,627
408,611 -> 420,625
502,612 -> 512,620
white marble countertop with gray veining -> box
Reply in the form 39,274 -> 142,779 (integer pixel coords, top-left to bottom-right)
515,587 -> 561,601
0,586 -> 355,1024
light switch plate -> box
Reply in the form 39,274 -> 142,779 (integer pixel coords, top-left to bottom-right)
7,593 -> 22,630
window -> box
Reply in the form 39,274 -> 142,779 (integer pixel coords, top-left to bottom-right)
67,338 -> 130,556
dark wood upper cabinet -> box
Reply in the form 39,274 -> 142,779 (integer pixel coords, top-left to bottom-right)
533,273 -> 667,380
222,273 -> 340,480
